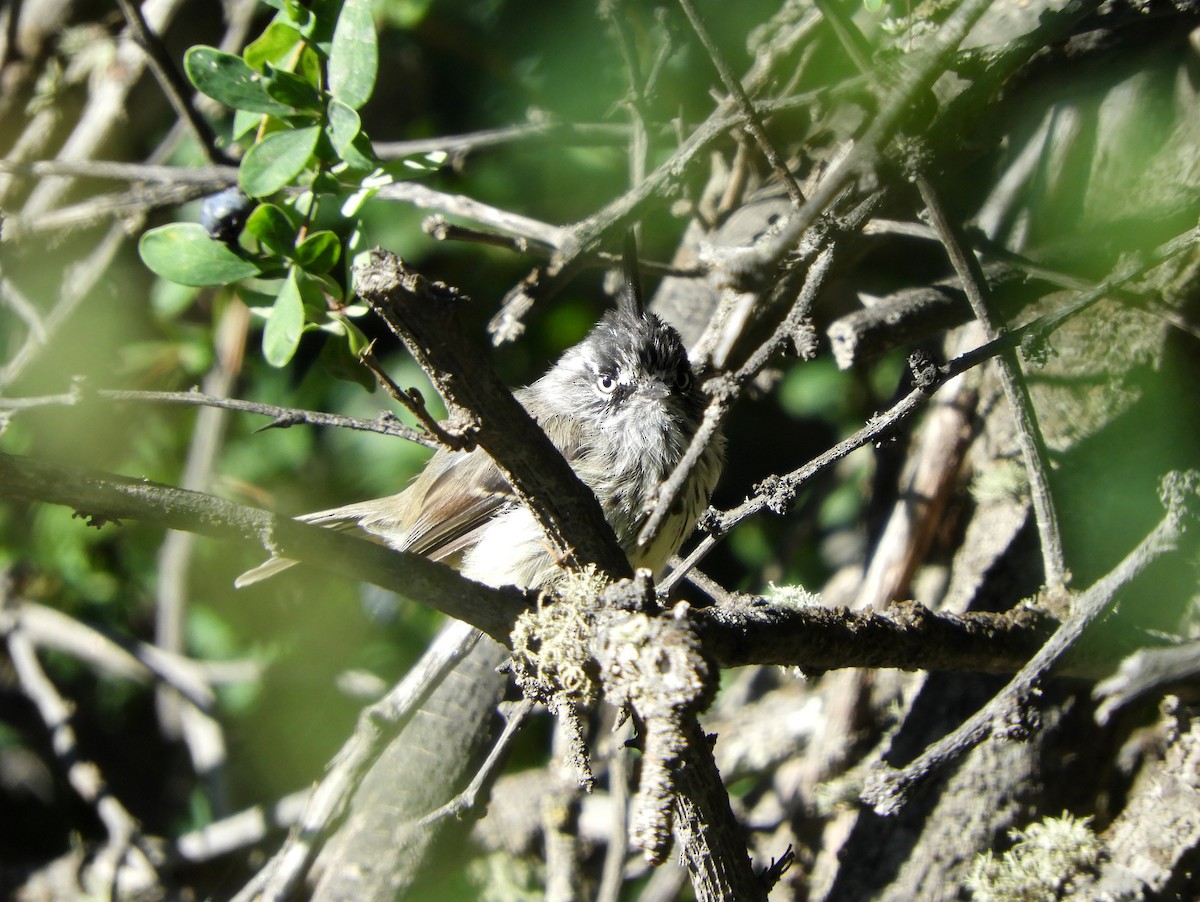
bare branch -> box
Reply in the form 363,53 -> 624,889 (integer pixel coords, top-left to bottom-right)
114,0 -> 232,166
676,0 -> 805,207
2,578 -> 158,895
861,470 -> 1200,815
355,249 -> 631,578
0,451 -> 527,641
914,172 -> 1066,589
0,384 -> 440,449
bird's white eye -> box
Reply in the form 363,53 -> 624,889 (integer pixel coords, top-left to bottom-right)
596,372 -> 618,394
675,369 -> 692,391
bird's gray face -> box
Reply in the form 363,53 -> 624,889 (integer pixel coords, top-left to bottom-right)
537,304 -> 706,483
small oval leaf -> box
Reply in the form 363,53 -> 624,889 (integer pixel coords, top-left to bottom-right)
244,203 -> 297,256
239,126 -> 321,197
326,99 -> 378,170
293,230 -> 341,272
139,223 -> 261,286
326,99 -> 361,155
262,269 -> 305,366
184,46 -> 291,115
244,20 -> 303,72
263,65 -> 322,111
329,0 -> 378,110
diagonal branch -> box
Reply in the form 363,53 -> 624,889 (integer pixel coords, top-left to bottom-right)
861,469 -> 1200,816
914,172 -> 1066,589
355,249 -> 631,578
0,451 -> 526,641
676,0 -> 805,207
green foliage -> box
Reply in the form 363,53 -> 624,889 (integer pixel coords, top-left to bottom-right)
138,222 -> 262,286
139,0 -> 442,371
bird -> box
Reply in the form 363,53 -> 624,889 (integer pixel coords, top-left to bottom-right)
237,235 -> 724,895
238,236 -> 723,594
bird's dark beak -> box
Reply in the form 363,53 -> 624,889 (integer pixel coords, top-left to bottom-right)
639,379 -> 670,401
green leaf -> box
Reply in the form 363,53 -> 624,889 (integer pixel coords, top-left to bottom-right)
326,99 -> 361,154
305,0 -> 344,51
329,0 -> 377,109
297,43 -> 323,87
293,230 -> 341,272
332,312 -> 370,355
263,65 -> 322,112
239,125 -> 320,197
303,270 -> 344,304
260,0 -> 310,25
243,203 -> 296,256
243,20 -> 303,72
318,323 -> 376,391
231,108 -> 262,141
139,223 -> 261,286
326,100 -> 377,170
184,47 -> 292,115
262,269 -> 305,366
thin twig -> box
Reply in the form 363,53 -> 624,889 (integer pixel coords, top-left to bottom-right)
601,0 -> 659,193
914,172 -> 1066,589
418,698 -> 535,827
114,0 -> 232,166
1,578 -> 157,892
0,275 -> 47,341
173,790 -> 308,864
0,385 -> 441,449
14,600 -> 255,711
372,120 -> 629,158
0,158 -> 232,183
422,215 -> 703,278
376,180 -> 567,248
491,88 -> 832,338
749,0 -> 998,279
359,342 -> 477,450
597,720 -> 633,902
861,470 -> 1199,815
644,201 -> 863,560
2,181 -> 229,240
677,0 -> 805,207
663,355 -> 941,594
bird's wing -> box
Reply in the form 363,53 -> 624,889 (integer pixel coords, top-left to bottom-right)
236,395 -> 589,585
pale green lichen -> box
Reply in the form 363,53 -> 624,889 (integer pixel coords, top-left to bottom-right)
966,813 -> 1102,902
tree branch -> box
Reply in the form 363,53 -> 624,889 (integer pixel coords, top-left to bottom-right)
0,451 -> 526,641
0,385 -> 440,449
354,249 -> 631,578
914,171 -> 1066,589
861,470 -> 1200,816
